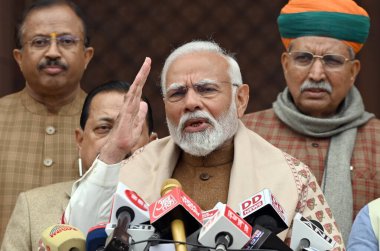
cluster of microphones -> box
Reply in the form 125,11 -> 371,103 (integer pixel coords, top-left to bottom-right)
38,179 -> 337,251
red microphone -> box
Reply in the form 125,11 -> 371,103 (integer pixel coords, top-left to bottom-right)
149,179 -> 203,251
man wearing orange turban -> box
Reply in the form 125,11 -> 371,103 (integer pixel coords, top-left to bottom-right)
243,0 -> 379,246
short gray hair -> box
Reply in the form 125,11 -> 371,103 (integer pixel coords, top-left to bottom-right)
160,40 -> 243,94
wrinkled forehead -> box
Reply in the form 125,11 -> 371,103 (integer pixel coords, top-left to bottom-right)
165,52 -> 230,87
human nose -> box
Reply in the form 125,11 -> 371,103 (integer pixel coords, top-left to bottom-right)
308,57 -> 326,82
44,39 -> 61,58
183,87 -> 202,112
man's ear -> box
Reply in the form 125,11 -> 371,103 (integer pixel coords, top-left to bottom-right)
281,52 -> 289,74
149,132 -> 158,142
235,84 -> 249,118
75,128 -> 84,150
13,49 -> 23,72
83,47 -> 94,69
349,59 -> 361,87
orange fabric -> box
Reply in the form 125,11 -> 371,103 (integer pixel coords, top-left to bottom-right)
281,37 -> 363,54
281,0 -> 368,17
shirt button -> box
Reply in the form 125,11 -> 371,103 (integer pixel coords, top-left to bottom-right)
200,173 -> 210,181
43,158 -> 53,167
45,126 -> 56,135
311,142 -> 319,148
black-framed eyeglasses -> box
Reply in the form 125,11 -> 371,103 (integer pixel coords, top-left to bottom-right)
288,51 -> 354,69
24,33 -> 82,50
164,81 -> 239,103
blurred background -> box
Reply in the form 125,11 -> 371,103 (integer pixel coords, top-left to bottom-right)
1,0 -> 379,137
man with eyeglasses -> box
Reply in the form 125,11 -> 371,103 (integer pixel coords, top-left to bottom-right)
242,0 -> 379,244
0,0 -> 93,242
65,41 -> 344,250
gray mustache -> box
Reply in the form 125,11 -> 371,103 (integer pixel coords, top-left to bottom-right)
38,59 -> 68,70
300,80 -> 332,93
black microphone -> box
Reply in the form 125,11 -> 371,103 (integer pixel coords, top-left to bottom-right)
104,223 -> 156,251
105,207 -> 134,251
239,188 -> 288,235
104,182 -> 150,251
243,218 -> 292,251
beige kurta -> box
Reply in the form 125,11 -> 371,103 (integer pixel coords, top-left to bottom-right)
119,121 -> 345,249
0,181 -> 72,251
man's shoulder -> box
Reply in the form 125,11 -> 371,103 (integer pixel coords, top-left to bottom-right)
23,181 -> 73,198
357,117 -> 380,140
0,90 -> 23,106
368,197 -> 380,209
360,117 -> 380,129
242,108 -> 283,129
242,108 -> 276,121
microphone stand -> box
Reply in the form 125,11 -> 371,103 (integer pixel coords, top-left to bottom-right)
105,210 -> 133,251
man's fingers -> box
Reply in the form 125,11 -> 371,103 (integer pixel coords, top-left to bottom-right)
131,57 -> 151,92
126,57 -> 151,107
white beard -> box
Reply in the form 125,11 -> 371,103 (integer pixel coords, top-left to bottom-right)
166,98 -> 239,156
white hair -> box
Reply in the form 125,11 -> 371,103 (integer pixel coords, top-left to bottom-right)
160,40 -> 243,94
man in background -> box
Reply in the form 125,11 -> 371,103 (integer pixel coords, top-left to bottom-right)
0,0 -> 93,242
242,0 -> 379,243
0,80 -> 156,251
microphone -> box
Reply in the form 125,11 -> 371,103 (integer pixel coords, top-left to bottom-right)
239,188 -> 288,234
105,182 -> 150,251
184,202 -> 225,251
128,224 -> 156,251
149,179 -> 203,251
290,213 -> 336,251
243,221 -> 292,251
202,202 -> 224,224
86,223 -> 108,251
105,223 -> 156,251
198,203 -> 252,250
109,182 -> 150,226
39,224 -> 86,251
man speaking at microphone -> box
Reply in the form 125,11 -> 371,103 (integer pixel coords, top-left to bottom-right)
66,41 -> 344,250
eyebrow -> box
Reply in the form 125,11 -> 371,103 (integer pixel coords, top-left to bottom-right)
31,32 -> 75,38
197,79 -> 217,84
97,117 -> 114,124
166,82 -> 186,92
167,78 -> 218,90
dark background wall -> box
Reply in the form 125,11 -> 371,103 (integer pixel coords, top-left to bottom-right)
1,1 -> 379,137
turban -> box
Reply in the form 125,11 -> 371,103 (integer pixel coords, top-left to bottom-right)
277,0 -> 370,53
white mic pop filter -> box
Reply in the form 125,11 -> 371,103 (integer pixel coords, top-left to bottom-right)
198,204 -> 252,249
290,212 -> 336,251
109,182 -> 150,226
